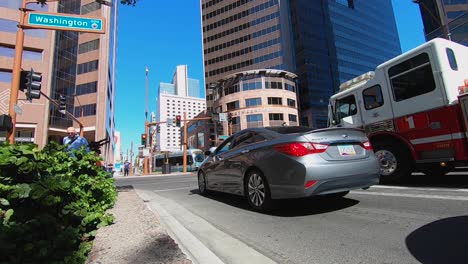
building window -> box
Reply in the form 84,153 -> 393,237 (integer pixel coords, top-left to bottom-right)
81,1 -> 101,14
78,39 -> 100,54
74,104 -> 97,117
269,113 -> 284,120
226,101 -> 239,110
246,114 -> 263,128
76,81 -> 98,95
242,82 -> 262,91
285,83 -> 296,92
224,84 -> 240,95
268,97 -> 282,105
335,0 -> 354,8
288,114 -> 297,122
0,71 -> 12,83
287,99 -> 296,107
78,60 -> 98,74
265,81 -> 283,89
245,98 -> 262,107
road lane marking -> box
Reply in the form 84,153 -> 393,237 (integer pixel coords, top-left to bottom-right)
153,186 -> 197,192
372,185 -> 468,192
352,191 -> 468,201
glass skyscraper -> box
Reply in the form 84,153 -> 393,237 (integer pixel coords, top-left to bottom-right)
414,0 -> 467,46
201,0 -> 401,128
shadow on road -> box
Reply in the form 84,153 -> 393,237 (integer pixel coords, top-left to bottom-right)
385,173 -> 468,189
190,189 -> 359,217
406,216 -> 468,264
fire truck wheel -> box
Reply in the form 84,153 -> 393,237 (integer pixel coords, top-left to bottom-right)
373,142 -> 412,184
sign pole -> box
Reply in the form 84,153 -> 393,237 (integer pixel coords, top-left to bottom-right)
183,112 -> 187,173
7,0 -> 27,144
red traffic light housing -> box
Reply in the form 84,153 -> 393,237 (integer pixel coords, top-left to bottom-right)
175,115 -> 181,127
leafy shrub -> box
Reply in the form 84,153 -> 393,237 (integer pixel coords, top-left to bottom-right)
0,142 -> 117,264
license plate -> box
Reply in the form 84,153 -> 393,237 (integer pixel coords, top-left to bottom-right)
338,145 -> 356,156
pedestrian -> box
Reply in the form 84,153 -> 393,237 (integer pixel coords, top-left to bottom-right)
63,126 -> 89,155
124,160 -> 130,176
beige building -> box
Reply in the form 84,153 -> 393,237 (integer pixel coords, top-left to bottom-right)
187,69 -> 298,151
0,0 -> 117,163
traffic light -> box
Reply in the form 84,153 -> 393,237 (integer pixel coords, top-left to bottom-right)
175,115 -> 181,127
59,95 -> 67,114
228,113 -> 233,124
141,133 -> 147,146
20,68 -> 42,101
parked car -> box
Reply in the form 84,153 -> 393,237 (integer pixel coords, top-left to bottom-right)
198,126 -> 380,212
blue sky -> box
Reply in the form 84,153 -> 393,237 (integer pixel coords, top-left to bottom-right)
115,0 -> 426,157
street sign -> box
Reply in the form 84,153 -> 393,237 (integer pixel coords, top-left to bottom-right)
219,113 -> 227,122
14,105 -> 22,115
25,12 -> 106,34
167,117 -> 174,126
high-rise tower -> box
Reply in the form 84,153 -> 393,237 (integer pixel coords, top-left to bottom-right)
201,0 -> 401,128
414,0 -> 467,46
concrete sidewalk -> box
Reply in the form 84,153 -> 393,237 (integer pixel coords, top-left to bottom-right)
86,186 -> 192,264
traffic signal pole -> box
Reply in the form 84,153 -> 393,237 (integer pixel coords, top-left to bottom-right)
40,91 -> 84,137
7,0 -> 27,143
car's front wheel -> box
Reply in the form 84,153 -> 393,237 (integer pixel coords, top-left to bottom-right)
198,171 -> 209,195
244,170 -> 272,212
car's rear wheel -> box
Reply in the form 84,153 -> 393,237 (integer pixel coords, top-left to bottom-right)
198,171 -> 209,195
245,170 -> 272,212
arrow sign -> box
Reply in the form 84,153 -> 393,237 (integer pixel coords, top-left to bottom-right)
25,12 -> 106,34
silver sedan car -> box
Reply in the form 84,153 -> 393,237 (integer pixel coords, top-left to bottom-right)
198,126 -> 380,212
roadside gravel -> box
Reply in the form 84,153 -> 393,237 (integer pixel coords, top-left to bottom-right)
86,186 -> 192,264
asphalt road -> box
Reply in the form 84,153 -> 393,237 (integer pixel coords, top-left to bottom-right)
116,173 -> 468,264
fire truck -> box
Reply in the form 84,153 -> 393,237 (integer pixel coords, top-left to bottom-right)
328,38 -> 468,183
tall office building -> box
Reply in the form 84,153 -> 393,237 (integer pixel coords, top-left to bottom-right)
0,0 -> 118,163
156,65 -> 206,152
414,0 -> 468,46
201,0 -> 401,128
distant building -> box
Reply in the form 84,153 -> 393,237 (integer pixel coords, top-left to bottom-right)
414,0 -> 468,46
187,69 -> 299,152
156,65 -> 206,152
201,0 -> 401,128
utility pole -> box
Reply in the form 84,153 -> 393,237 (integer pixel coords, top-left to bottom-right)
7,0 -> 27,143
144,66 -> 149,175
183,112 -> 188,173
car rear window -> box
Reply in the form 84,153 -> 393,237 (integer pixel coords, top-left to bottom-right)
265,126 -> 314,134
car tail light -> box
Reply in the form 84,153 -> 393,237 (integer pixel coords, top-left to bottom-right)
304,180 -> 317,189
361,141 -> 373,151
274,142 -> 328,157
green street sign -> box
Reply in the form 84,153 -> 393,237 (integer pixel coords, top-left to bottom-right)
25,12 -> 106,34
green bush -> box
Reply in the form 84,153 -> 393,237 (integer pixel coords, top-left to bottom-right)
0,142 -> 117,264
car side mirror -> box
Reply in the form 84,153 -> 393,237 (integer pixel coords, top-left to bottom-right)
205,150 -> 212,156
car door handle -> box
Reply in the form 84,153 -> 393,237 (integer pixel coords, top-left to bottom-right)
241,150 -> 249,154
